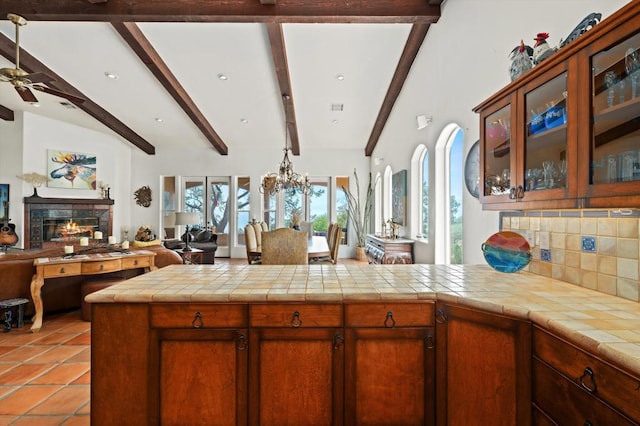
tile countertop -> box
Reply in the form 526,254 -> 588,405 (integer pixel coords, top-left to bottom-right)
86,263 -> 640,375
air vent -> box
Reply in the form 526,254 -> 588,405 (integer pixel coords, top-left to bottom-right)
59,101 -> 77,109
331,103 -> 344,112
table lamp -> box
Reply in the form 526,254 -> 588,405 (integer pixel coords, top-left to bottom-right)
174,212 -> 200,251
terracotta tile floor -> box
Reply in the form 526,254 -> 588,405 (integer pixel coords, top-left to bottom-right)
0,257 -> 366,425
0,310 -> 90,425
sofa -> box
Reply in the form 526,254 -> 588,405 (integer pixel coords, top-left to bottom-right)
0,244 -> 182,317
164,227 -> 218,264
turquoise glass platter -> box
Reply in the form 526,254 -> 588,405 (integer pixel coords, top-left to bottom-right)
481,231 -> 532,273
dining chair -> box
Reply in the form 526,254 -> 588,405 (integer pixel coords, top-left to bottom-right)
261,228 -> 308,265
244,224 -> 259,264
313,224 -> 341,265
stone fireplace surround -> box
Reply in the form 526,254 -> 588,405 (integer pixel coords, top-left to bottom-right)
24,197 -> 114,249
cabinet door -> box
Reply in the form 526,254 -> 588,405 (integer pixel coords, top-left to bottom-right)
519,61 -> 576,206
249,327 -> 344,425
435,303 -> 531,426
582,18 -> 640,207
345,327 -> 435,425
480,94 -> 517,205
345,303 -> 435,425
153,328 -> 249,426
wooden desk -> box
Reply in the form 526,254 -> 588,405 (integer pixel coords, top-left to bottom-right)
250,236 -> 330,261
30,250 -> 156,332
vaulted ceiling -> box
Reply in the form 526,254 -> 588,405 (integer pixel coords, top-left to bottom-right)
0,1 -> 443,157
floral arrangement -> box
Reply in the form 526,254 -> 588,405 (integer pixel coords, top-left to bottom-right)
135,225 -> 155,242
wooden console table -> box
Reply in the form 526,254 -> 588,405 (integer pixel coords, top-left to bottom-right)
30,250 -> 156,332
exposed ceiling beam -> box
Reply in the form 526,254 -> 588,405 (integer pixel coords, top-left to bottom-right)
0,1 -> 441,23
112,22 -> 229,155
266,22 -> 300,155
365,23 -> 430,156
0,104 -> 14,121
0,33 -> 156,154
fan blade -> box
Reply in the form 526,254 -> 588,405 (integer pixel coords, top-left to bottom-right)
15,86 -> 38,103
26,72 -> 54,84
31,85 -> 85,104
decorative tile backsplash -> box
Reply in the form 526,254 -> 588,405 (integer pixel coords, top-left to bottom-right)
500,209 -> 640,302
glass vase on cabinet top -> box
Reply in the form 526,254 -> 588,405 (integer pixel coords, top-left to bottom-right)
524,72 -> 568,192
591,31 -> 640,185
484,105 -> 511,196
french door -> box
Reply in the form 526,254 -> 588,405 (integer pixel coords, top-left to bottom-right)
183,176 -> 231,257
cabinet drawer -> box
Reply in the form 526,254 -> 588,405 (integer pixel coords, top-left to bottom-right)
151,304 -> 247,328
533,326 -> 640,421
533,358 -> 635,425
249,304 -> 343,327
42,262 -> 82,278
345,302 -> 434,327
121,256 -> 152,270
82,259 -> 120,275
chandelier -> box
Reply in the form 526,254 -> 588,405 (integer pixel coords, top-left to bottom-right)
260,95 -> 311,196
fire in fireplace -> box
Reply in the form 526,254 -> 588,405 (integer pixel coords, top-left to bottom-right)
42,217 -> 99,242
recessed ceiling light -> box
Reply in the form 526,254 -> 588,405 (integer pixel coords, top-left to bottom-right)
336,74 -> 345,81
217,73 -> 228,81
332,119 -> 339,124
155,117 -> 164,123
240,118 -> 248,123
104,72 -> 119,80
31,103 -> 40,107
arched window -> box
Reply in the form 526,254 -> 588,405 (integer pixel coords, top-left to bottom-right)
383,165 -> 393,224
374,172 -> 382,235
410,145 -> 428,241
435,124 -> 464,264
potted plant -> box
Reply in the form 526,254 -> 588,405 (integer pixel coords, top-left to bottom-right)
341,169 -> 377,261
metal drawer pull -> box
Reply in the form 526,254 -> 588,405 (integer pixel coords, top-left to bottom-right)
584,421 -> 593,426
425,333 -> 435,349
579,367 -> 597,393
99,265 -> 104,271
333,334 -> 344,350
435,309 -> 447,324
134,260 -> 138,265
290,311 -> 302,328
384,311 -> 396,328
59,267 -> 65,273
236,333 -> 247,351
191,311 -> 203,329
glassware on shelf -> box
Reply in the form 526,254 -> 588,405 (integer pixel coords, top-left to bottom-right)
542,161 -> 555,188
618,78 -> 625,104
620,151 -> 636,181
604,70 -> 618,107
606,154 -> 618,183
626,48 -> 640,99
558,159 -> 567,187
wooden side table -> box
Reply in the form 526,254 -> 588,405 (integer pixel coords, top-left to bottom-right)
176,248 -> 204,265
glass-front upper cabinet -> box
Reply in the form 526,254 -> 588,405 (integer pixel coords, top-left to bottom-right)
590,31 -> 640,188
482,100 -> 513,202
523,72 -> 568,193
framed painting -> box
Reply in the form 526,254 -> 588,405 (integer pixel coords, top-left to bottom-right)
47,150 -> 97,189
392,169 -> 407,226
0,184 -> 8,219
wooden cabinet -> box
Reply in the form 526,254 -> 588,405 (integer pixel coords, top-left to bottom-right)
365,234 -> 414,264
532,326 -> 640,424
248,304 -> 344,425
474,1 -> 640,210
151,304 -> 248,426
345,303 -> 435,425
435,303 -> 531,426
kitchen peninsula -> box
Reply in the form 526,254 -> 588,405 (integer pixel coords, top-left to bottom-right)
87,264 -> 640,425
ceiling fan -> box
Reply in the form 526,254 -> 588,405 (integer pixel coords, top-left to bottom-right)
0,13 -> 84,104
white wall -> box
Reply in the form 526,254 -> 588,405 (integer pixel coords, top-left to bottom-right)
19,113 -> 133,244
0,111 -> 24,245
370,0 -> 630,264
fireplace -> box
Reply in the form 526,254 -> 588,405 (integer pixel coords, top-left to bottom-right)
24,197 -> 114,249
